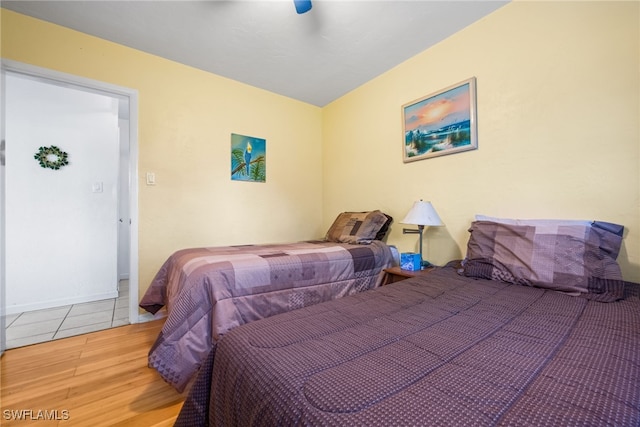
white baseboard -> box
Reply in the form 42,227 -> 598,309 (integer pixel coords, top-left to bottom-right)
5,291 -> 119,315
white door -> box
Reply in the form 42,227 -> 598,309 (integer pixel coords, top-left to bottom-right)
0,60 -> 140,339
118,117 -> 130,281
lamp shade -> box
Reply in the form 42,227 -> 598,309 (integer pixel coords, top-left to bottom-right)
401,200 -> 443,226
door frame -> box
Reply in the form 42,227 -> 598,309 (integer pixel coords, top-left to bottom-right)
1,66 -> 6,356
0,59 -> 141,329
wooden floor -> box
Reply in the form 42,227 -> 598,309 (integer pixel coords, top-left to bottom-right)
0,319 -> 185,426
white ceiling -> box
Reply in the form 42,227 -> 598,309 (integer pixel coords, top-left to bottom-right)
2,0 -> 508,106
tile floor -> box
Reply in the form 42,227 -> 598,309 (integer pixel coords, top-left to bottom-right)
4,280 -> 130,349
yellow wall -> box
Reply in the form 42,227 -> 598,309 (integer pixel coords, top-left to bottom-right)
1,9 -> 324,299
2,0 -> 639,294
323,1 -> 640,282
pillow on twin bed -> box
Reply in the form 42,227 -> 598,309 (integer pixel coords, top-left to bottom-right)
461,217 -> 626,302
325,210 -> 392,244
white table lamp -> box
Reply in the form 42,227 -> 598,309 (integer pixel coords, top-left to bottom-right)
401,200 -> 443,268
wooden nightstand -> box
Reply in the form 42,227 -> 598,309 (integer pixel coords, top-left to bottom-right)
381,265 -> 435,285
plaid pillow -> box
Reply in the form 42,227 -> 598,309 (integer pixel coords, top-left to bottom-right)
325,211 -> 391,244
462,219 -> 625,302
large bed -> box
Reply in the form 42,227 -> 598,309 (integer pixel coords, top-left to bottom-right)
175,217 -> 639,426
140,211 -> 395,392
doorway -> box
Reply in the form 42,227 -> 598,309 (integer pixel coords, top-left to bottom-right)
0,60 -> 139,351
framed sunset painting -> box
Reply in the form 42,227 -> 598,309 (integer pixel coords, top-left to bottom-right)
402,77 -> 477,162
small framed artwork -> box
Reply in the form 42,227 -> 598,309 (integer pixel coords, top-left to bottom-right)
402,77 -> 477,163
231,133 -> 266,182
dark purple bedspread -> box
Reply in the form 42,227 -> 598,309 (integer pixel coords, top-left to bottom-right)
177,265 -> 640,426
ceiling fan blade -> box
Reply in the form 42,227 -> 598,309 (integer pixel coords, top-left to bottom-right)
294,0 -> 312,14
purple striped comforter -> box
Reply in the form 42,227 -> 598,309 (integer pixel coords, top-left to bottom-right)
140,240 -> 393,391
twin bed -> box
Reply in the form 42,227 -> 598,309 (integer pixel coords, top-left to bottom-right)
141,213 -> 639,426
140,210 -> 395,392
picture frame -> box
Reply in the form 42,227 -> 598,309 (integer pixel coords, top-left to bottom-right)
402,77 -> 477,162
231,133 -> 266,182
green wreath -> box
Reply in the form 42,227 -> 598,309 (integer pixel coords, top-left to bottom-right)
34,146 -> 69,170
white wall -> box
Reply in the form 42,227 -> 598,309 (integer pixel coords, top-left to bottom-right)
5,73 -> 120,314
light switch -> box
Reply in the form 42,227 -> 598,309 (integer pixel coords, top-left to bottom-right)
146,172 -> 156,185
92,182 -> 103,193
